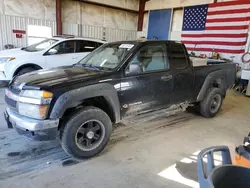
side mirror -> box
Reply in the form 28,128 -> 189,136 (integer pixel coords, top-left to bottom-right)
125,64 -> 142,76
47,48 -> 58,55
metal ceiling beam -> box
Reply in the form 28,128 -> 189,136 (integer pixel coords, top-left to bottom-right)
78,0 -> 138,13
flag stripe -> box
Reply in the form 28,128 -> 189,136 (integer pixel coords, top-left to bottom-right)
206,21 -> 248,26
206,25 -> 249,30
207,8 -> 250,15
208,0 -> 250,8
208,4 -> 249,12
185,44 -> 245,50
182,37 -> 247,42
186,47 -> 245,54
182,41 -> 246,46
182,30 -> 248,34
207,12 -> 250,19
181,33 -> 248,38
207,17 -> 250,23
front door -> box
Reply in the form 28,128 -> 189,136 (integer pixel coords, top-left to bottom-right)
44,40 -> 79,68
119,42 -> 174,117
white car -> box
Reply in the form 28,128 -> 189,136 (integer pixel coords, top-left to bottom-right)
0,36 -> 105,84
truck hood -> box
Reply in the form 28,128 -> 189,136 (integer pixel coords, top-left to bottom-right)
11,66 -> 105,88
0,48 -> 29,57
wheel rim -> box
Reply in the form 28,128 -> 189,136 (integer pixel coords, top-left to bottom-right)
75,120 -> 105,151
210,94 -> 222,114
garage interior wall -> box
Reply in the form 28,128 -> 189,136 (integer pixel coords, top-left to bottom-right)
0,0 -> 139,50
62,0 -> 139,41
145,0 -> 236,10
143,0 -> 243,37
142,0 -> 250,63
170,8 -> 183,41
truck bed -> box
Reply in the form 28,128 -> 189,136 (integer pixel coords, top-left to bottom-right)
192,63 -> 236,101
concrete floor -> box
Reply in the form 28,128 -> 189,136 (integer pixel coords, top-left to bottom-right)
0,89 -> 249,188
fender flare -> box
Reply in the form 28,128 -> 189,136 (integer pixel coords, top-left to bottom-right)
197,70 -> 228,102
49,83 -> 121,123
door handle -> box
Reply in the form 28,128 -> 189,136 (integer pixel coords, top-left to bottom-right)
72,57 -> 78,60
161,74 -> 172,81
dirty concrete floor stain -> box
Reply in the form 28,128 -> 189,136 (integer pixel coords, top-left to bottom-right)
7,152 -> 21,157
0,90 -> 249,188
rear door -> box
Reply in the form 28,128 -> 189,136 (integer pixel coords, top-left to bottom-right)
168,42 -> 193,103
119,42 -> 174,116
44,40 -> 78,68
74,40 -> 101,61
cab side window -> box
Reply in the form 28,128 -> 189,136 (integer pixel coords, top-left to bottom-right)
49,40 -> 75,54
75,40 -> 98,53
126,44 -> 169,75
168,43 -> 187,69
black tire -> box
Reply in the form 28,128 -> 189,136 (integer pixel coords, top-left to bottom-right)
199,88 -> 224,118
61,106 -> 112,159
16,67 -> 36,76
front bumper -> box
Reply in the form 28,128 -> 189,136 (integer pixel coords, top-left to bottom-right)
5,107 -> 59,141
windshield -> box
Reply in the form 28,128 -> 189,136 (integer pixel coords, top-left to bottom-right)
23,39 -> 58,52
78,42 -> 135,70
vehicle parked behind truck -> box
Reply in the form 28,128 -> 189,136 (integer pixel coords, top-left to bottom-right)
0,35 -> 105,85
4,40 -> 236,159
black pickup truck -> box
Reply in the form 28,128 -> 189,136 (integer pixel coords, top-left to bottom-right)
4,40 -> 236,159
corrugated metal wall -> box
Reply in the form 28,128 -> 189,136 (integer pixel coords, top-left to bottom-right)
63,23 -> 138,42
0,14 -> 138,50
0,14 -> 56,50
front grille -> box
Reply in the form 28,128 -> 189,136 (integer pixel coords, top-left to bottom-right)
5,95 -> 17,109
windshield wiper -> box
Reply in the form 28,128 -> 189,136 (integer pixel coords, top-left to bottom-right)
78,63 -> 101,71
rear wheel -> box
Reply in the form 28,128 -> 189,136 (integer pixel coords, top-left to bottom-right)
60,106 -> 112,159
16,67 -> 36,76
199,88 -> 224,118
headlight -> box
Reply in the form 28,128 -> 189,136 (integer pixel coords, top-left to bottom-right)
18,103 -> 49,119
0,57 -> 16,64
21,90 -> 53,99
17,90 -> 53,119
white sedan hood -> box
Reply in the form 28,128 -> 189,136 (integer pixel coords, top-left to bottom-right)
0,48 -> 29,57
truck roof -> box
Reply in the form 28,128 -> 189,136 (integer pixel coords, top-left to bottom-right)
108,40 -> 183,44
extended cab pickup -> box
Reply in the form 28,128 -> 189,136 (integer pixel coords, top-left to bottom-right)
4,40 -> 236,159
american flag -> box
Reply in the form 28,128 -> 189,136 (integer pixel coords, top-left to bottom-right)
181,1 -> 250,56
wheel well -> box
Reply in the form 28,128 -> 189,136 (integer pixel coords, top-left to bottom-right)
209,79 -> 226,97
59,96 -> 115,130
82,97 -> 115,122
13,64 -> 42,76
211,78 -> 226,92
212,79 -> 221,88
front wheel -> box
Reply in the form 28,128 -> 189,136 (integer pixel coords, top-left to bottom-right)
199,88 -> 224,118
60,107 -> 112,159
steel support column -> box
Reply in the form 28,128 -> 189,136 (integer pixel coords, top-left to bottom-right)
137,0 -> 147,31
56,0 -> 62,35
